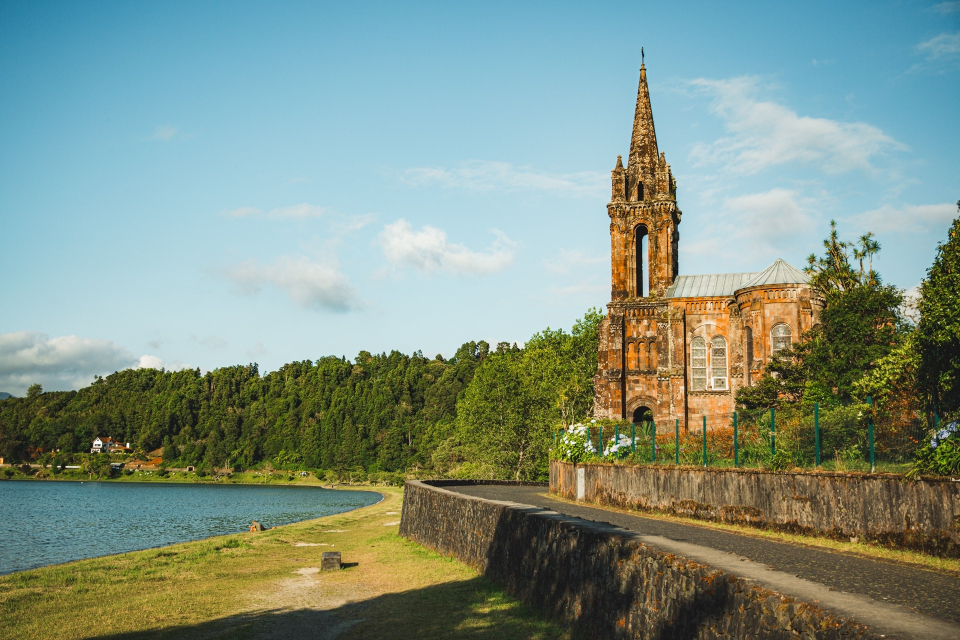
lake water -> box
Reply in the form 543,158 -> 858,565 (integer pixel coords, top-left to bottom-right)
0,480 -> 381,575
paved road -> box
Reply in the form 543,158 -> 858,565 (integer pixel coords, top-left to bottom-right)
445,484 -> 960,630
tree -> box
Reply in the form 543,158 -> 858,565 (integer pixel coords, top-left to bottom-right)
916,203 -> 960,416
26,384 -> 42,399
454,310 -> 603,481
740,222 -> 906,409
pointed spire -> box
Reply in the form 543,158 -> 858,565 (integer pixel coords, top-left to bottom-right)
627,60 -> 659,178
615,154 -> 624,170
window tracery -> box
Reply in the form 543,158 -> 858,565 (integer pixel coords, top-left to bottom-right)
691,337 -> 707,391
711,336 -> 728,390
771,324 -> 792,356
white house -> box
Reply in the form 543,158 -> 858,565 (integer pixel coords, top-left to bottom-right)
90,437 -> 115,454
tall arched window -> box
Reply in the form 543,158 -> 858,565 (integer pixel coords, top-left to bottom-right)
711,336 -> 728,390
635,225 -> 648,297
771,324 -> 792,356
637,181 -> 644,201
691,337 -> 707,391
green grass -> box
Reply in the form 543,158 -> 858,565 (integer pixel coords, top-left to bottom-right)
0,486 -> 566,640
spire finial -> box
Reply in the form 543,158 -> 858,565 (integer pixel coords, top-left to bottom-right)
641,47 -> 644,66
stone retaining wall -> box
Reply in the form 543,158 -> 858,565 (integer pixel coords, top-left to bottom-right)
550,460 -> 960,556
400,479 -> 879,639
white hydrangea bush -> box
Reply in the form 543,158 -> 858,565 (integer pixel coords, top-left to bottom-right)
603,433 -> 633,460
554,422 -> 597,464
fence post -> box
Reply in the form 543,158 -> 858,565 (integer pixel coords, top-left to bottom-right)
675,419 -> 680,465
652,420 -> 656,463
770,407 -> 776,456
868,396 -> 875,472
733,411 -> 738,468
631,423 -> 636,455
815,403 -> 820,467
702,416 -> 708,467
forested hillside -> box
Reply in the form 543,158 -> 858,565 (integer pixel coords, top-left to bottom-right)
0,310 -> 602,481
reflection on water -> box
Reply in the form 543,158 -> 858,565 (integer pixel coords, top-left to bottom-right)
0,480 -> 380,575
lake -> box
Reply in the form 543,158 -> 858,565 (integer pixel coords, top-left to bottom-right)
0,480 -> 381,575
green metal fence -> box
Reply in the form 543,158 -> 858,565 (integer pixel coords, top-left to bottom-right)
567,402 -> 932,473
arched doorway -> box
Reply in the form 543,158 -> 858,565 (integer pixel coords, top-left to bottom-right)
632,406 -> 653,426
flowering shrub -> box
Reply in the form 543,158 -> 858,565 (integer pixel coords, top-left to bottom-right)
909,421 -> 960,478
603,433 -> 633,460
553,423 -> 597,464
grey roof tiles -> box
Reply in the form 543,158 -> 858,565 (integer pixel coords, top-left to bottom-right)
664,259 -> 809,299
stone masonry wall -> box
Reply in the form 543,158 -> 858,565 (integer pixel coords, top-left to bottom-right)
550,460 -> 960,557
400,479 -> 879,640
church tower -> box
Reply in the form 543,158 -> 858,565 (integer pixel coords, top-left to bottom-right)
608,62 -> 680,299
595,60 -> 684,423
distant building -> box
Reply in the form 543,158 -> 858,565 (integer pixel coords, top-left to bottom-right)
90,437 -> 132,454
90,437 -> 115,454
594,63 -> 821,429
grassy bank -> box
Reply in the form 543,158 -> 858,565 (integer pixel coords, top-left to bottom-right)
0,487 -> 566,640
0,466 -> 400,487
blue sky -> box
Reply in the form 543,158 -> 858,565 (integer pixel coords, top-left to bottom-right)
1,0 -> 958,395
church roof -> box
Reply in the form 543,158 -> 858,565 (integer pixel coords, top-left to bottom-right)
665,272 -> 756,298
737,259 -> 809,290
664,259 -> 808,299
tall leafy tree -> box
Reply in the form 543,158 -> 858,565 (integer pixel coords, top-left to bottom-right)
738,221 -> 905,409
916,203 -> 960,416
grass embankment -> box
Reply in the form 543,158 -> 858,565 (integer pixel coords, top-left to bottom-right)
544,492 -> 960,576
1,466 -> 399,487
0,487 -> 566,640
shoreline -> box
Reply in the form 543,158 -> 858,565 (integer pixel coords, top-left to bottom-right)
0,486 -> 568,640
0,466 -> 401,489
0,481 -> 385,577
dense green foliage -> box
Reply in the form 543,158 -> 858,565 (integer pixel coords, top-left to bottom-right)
916,203 -> 960,417
0,311 -> 603,481
450,310 -> 603,481
737,220 -> 906,411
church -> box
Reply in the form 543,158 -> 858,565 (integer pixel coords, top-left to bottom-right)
593,62 -> 821,430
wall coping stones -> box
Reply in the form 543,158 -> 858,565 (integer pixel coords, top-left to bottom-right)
400,479 -> 960,639
551,460 -> 960,557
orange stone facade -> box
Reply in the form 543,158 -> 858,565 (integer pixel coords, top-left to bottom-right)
594,65 -> 821,429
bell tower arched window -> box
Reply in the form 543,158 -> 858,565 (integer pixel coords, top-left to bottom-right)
691,337 -> 707,391
637,181 -> 644,201
711,336 -> 728,390
772,324 -> 792,356
635,225 -> 648,297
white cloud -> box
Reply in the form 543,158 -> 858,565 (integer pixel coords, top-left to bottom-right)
226,256 -> 359,312
689,76 -> 905,175
917,31 -> 960,60
722,188 -> 817,246
902,283 -> 922,324
222,203 -> 328,219
932,1 -> 960,14
246,341 -> 268,359
0,332 -> 171,396
680,188 -> 820,269
853,202 -> 957,233
378,219 -> 515,275
401,160 -> 606,197
148,125 -> 179,141
137,354 -> 167,369
267,203 -> 327,219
